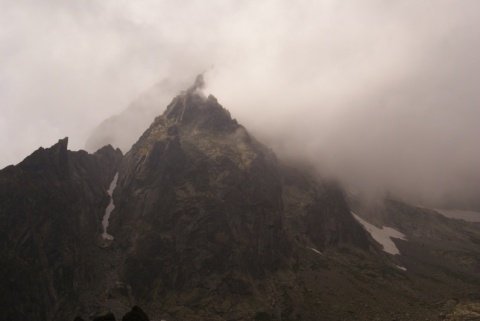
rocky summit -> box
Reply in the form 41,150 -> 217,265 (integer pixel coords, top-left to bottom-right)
1,76 -> 480,321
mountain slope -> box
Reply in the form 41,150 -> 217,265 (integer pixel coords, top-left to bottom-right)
352,198 -> 480,287
1,76 -> 480,321
0,139 -> 122,321
86,76 -> 370,319
85,78 -> 192,153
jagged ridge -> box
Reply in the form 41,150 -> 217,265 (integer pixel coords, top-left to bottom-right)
0,139 -> 122,321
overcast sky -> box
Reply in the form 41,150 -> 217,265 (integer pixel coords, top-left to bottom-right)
1,1 -> 479,206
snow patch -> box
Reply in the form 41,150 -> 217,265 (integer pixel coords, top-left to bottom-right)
102,172 -> 119,240
396,265 -> 407,271
307,247 -> 323,255
351,212 -> 407,255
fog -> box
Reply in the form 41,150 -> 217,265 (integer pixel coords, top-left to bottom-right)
1,1 -> 479,208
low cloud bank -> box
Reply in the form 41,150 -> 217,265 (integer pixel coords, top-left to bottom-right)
1,1 -> 479,208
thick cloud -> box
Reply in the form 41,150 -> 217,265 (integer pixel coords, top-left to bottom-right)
1,1 -> 479,207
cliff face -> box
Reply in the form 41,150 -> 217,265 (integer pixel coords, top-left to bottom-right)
101,78 -> 371,318
0,139 -> 122,321
112,84 -> 291,302
280,165 -> 370,251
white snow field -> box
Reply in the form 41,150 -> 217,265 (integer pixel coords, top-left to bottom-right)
351,212 -> 407,255
101,172 -> 119,240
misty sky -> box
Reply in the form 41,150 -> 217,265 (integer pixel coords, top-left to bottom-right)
1,1 -> 479,206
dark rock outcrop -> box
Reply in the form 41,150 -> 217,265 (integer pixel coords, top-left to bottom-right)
281,166 -> 370,252
122,306 -> 149,321
107,79 -> 371,316
112,84 -> 292,302
0,139 -> 122,321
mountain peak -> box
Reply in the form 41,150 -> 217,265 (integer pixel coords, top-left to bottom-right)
187,73 -> 205,93
162,76 -> 235,134
18,137 -> 69,176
